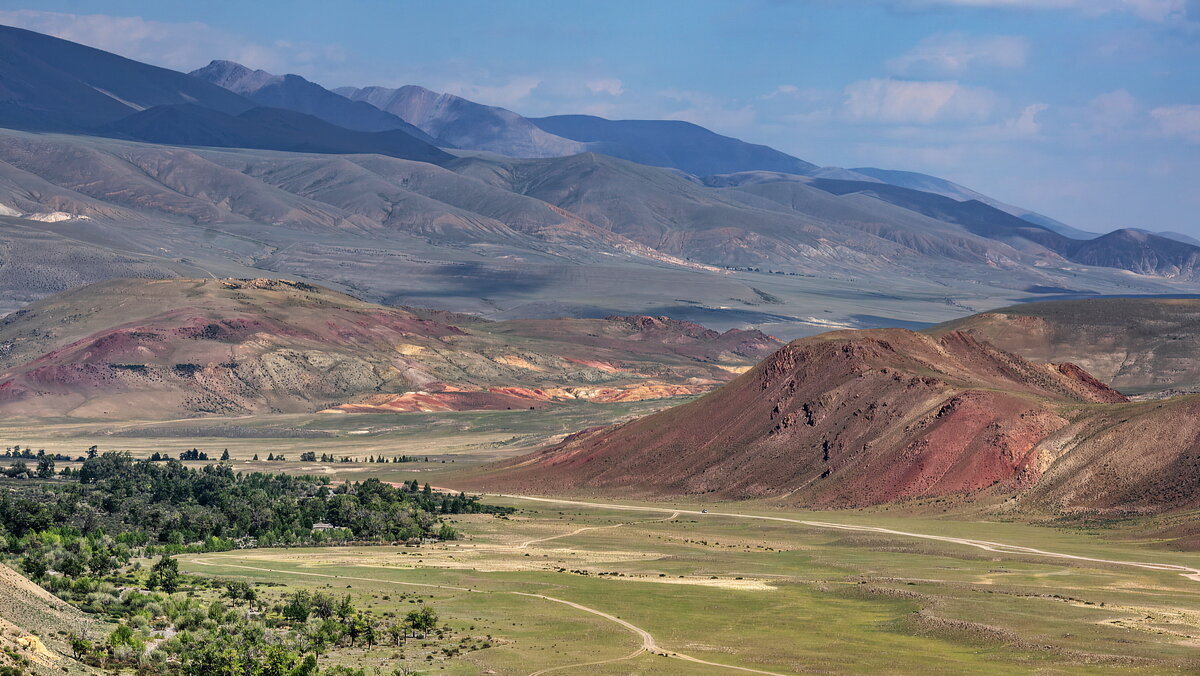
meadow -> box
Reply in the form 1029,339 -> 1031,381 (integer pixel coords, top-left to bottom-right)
179,494 -> 1200,675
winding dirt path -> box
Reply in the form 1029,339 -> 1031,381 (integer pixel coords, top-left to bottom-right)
191,493 -> 1200,674
480,493 -> 1200,583
189,543 -> 787,676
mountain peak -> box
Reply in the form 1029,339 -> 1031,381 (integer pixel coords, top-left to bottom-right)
190,60 -> 282,94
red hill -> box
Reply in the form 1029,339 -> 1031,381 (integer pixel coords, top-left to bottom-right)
478,329 -> 1200,514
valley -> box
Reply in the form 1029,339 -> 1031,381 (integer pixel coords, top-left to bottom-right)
0,10 -> 1197,676
174,489 -> 1200,674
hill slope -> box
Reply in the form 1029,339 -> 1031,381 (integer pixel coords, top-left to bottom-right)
0,563 -> 95,674
0,278 -> 780,419
531,114 -> 819,177
931,298 -> 1200,392
337,85 -> 585,158
0,24 -> 252,131
810,178 -> 1200,276
101,104 -> 452,164
189,60 -> 439,143
478,328 -> 1199,514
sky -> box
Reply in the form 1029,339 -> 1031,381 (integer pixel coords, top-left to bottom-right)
1,0 -> 1198,235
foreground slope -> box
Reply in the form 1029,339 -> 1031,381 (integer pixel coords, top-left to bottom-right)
931,297 -> 1200,393
0,564 -> 95,674
481,328 -> 1199,514
0,278 -> 779,418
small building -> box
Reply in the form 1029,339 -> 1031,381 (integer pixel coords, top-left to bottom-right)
311,523 -> 336,531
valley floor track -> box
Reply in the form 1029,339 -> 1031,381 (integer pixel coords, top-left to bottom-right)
193,492 -> 1200,675
474,493 -> 1200,583
190,552 -> 788,676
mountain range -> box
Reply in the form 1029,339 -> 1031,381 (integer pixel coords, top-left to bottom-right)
1,24 -> 1199,338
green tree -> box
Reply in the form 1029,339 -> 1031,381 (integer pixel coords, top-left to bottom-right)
20,549 -> 48,580
311,591 -> 335,619
67,633 -> 92,660
405,605 -> 438,638
35,455 -> 55,478
388,622 -> 405,645
147,554 -> 180,592
283,589 -> 312,622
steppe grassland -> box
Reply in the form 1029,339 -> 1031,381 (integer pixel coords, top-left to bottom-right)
180,498 -> 1200,675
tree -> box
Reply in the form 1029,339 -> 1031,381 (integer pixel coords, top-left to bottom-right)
20,549 -> 48,580
388,622 -> 405,645
68,633 -> 92,660
438,521 -> 458,541
335,594 -> 355,622
220,449 -> 230,461
36,455 -> 55,478
311,591 -> 335,619
88,548 -> 115,576
147,554 -> 180,592
283,589 -> 312,622
406,606 -> 438,638
345,615 -> 363,646
362,619 -> 377,649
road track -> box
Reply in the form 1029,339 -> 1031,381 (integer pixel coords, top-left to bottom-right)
193,493 -> 1200,675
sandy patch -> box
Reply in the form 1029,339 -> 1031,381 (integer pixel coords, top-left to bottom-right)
607,575 -> 776,591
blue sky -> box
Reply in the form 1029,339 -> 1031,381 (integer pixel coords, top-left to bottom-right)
1,0 -> 1198,235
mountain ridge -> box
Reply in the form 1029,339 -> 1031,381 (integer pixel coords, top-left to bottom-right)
189,60 -> 440,143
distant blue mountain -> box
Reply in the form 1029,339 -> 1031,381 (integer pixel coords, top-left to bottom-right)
101,104 -> 452,164
530,114 -> 818,178
0,24 -> 252,131
190,60 -> 441,145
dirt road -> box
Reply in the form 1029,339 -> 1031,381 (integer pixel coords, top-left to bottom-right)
480,493 -> 1200,583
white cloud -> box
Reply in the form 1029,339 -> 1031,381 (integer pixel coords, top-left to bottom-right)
843,78 -> 999,123
657,90 -> 757,132
1151,104 -> 1200,141
1084,90 -> 1142,134
888,33 -> 1028,75
439,77 -> 543,109
1002,102 -> 1048,137
585,78 -> 625,96
0,9 -> 344,74
875,0 -> 1187,21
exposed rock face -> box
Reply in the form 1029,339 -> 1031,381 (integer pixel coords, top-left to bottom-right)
476,329 -> 1200,514
0,278 -> 781,419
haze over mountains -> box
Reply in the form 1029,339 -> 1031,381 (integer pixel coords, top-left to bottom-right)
2,24 -> 1200,339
